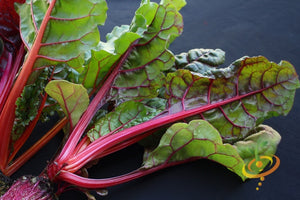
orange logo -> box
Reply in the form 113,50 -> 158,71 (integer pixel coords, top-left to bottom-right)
242,155 -> 280,190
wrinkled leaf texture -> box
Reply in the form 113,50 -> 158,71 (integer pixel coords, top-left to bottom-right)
80,0 -> 184,102
110,1 -> 183,101
79,0 -> 184,140
12,68 -> 50,141
165,55 -> 300,142
88,55 -> 299,143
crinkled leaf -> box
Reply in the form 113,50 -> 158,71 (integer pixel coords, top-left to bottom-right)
15,0 -> 108,70
12,63 -> 81,140
170,48 -> 226,74
109,0 -> 184,101
164,56 -> 300,142
143,120 -> 281,180
81,0 -> 183,99
87,99 -> 165,141
45,80 -> 89,130
12,68 -> 50,142
80,25 -> 141,90
79,1 -> 160,90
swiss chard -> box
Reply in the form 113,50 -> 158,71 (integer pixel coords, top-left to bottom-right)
0,0 -> 108,176
0,0 -> 299,199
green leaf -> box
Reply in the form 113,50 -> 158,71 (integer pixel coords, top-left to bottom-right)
143,120 -> 281,180
45,80 -> 89,129
171,48 -> 226,74
79,1 -> 160,91
80,25 -> 141,90
16,0 -> 108,70
79,1 -> 159,90
109,1 -> 184,101
164,56 -> 300,142
160,0 -> 187,11
81,0 -> 184,99
12,68 -> 51,142
15,0 -> 48,49
87,100 -> 165,141
11,0 -> 107,145
143,120 -> 245,179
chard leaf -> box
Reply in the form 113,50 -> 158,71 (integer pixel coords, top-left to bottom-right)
109,0 -> 184,101
171,48 -> 226,73
15,0 -> 108,70
10,0 -> 107,146
87,100 -> 165,141
81,0 -> 184,98
12,64 -> 80,140
160,0 -> 187,11
164,56 -> 300,142
80,25 -> 141,90
45,80 -> 89,130
12,68 -> 50,141
143,120 -> 245,179
79,0 -> 159,91
143,120 -> 281,180
87,55 -> 299,151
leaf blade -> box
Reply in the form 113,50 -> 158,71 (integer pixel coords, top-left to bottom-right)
143,120 -> 281,180
164,56 -> 300,142
109,1 -> 184,101
143,120 -> 246,179
45,80 -> 89,130
16,0 -> 108,70
87,99 -> 165,141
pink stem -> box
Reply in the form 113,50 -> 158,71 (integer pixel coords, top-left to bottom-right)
58,157 -> 199,189
56,41 -> 138,163
58,166 -> 164,189
63,84 -> 278,172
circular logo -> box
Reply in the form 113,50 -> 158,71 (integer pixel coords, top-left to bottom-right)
242,155 -> 280,190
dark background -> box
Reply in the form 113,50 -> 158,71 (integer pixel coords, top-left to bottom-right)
13,0 -> 300,199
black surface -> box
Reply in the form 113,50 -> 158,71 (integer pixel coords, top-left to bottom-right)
14,0 -> 300,199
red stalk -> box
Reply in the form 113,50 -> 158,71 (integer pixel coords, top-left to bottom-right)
0,53 -> 12,109
49,79 -> 287,182
93,129 -> 158,160
56,41 -> 139,163
4,118 -> 67,176
59,167 -> 164,189
8,93 -> 49,163
58,91 -> 254,172
0,0 -> 57,170
73,136 -> 91,156
58,157 -> 200,189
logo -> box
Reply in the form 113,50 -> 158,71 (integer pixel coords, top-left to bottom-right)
242,155 -> 280,191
